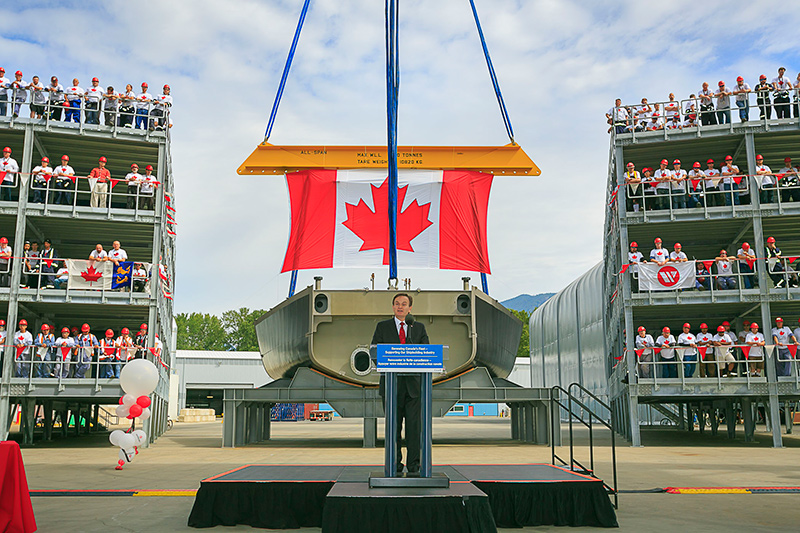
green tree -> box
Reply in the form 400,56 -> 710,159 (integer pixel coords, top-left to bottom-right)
510,309 -> 531,358
175,312 -> 227,350
221,307 -> 268,351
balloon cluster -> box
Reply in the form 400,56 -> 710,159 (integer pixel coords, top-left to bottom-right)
109,359 -> 159,470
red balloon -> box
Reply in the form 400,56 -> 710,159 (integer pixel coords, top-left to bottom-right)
118,396 -> 125,405
126,414 -> 134,419
136,395 -> 151,409
129,404 -> 143,418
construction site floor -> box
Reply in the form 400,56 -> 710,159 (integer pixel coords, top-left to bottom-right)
15,417 -> 800,532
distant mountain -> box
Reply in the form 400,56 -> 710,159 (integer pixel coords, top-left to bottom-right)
501,293 -> 555,313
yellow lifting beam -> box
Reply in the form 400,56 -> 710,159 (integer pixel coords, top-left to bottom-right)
237,143 -> 540,176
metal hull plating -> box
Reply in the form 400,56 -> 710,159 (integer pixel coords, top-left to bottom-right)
254,288 -> 522,386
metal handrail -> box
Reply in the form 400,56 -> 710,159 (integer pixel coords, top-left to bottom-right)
550,384 -> 618,509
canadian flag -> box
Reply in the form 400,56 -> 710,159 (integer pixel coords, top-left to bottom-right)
281,169 -> 492,273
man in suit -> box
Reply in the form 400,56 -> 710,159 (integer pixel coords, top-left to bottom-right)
372,293 -> 429,475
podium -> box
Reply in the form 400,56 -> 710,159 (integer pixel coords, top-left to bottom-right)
369,344 -> 450,488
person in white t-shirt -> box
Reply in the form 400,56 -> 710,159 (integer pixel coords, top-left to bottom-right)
89,243 -> 108,263
703,159 -> 721,207
635,326 -> 655,378
125,163 -> 142,210
30,156 -> 52,204
53,327 -> 75,379
139,165 -> 156,210
654,159 -> 672,210
102,86 -> 119,127
778,156 -> 799,203
731,76 -> 751,122
695,261 -> 711,291
52,154 -> 75,205
656,327 -> 677,378
14,319 -> 34,377
84,77 -> 103,125
0,146 -> 19,202
28,75 -> 47,119
683,94 -> 698,128
772,67 -> 793,119
606,98 -> 628,134
135,82 -> 153,130
628,241 -> 643,292
713,325 -> 737,377
0,67 -> 8,117
152,85 -> 172,130
794,318 -> 800,359
108,241 -> 128,267
664,93 -> 680,120
9,70 -> 28,118
53,264 -> 69,289
649,237 -> 669,266
641,168 -> 657,210
696,323 -> 715,377
720,155 -> 741,206
0,236 -> 12,288
119,84 -> 136,128
698,82 -> 717,125
744,322 -> 765,377
669,243 -> 687,262
644,112 -> 663,132
772,317 -> 798,377
714,249 -> 737,290
46,76 -> 65,121
715,81 -> 732,124
688,162 -> 705,207
677,323 -> 698,377
64,78 -> 85,123
670,160 -> 687,209
737,242 -> 756,289
133,262 -> 148,292
755,154 -> 776,204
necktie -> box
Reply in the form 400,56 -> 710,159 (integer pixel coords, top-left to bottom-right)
399,322 -> 406,344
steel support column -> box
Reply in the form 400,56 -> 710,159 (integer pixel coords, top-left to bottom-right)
363,417 -> 377,448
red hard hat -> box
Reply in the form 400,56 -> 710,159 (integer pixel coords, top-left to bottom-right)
41,156 -> 49,163
141,82 -> 148,87
2,147 -> 10,153
707,159 -> 714,164
743,320 -> 750,326
163,84 -> 170,90
0,237 -> 7,244
61,327 -> 69,333
41,324 -> 49,331
767,236 -> 776,243
700,323 -> 708,329
673,159 -> 681,165
662,326 -> 670,332
674,243 -> 682,249
785,157 -> 792,163
92,77 -> 99,82
693,162 -> 701,168
652,112 -> 660,117
760,74 -> 767,80
0,320 -> 4,326
141,323 -> 148,330
683,323 -> 690,329
106,329 -> 114,337
654,237 -> 662,243
81,323 -> 90,332
61,155 -> 69,161
725,155 -> 733,160
722,321 -> 730,326
717,325 -> 725,332
750,322 -> 759,329
630,241 -> 638,247
131,163 -> 139,168
14,70 -> 22,76
660,159 -> 668,165
145,165 -> 153,171
756,154 -> 763,160
0,68 -> 3,72
626,162 -> 634,167
718,81 -> 725,86
742,242 -> 750,250
776,317 -> 783,322
19,319 -> 27,326
737,76 -> 743,82
71,326 -> 79,334
637,326 -> 646,332
122,327 -> 130,335
99,156 -> 107,163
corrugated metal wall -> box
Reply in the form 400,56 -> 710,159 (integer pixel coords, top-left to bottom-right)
529,262 -> 608,399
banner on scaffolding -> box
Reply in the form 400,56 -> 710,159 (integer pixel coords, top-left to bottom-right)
638,261 -> 696,291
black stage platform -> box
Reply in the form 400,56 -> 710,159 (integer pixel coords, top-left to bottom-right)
187,463 -> 618,531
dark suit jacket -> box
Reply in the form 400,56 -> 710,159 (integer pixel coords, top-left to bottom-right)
372,317 -> 429,399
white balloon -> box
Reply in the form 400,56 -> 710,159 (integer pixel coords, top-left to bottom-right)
118,448 -> 134,464
116,404 -> 130,418
139,407 -> 151,420
119,359 -> 159,396
118,433 -> 136,450
122,394 -> 137,406
132,430 -> 147,446
109,430 -> 125,446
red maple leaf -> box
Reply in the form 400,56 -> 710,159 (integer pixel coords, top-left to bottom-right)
81,264 -> 103,284
343,178 -> 433,265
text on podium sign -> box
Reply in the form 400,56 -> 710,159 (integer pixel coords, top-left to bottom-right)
376,344 -> 444,373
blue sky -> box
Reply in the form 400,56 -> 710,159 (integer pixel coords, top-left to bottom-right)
2,0 -> 800,314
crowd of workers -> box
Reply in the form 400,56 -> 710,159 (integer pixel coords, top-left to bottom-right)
0,68 -> 172,130
635,318 -> 799,380
0,149 -> 159,209
628,237 -> 799,291
6,321 -> 161,379
607,67 -> 800,133
622,156 -> 800,212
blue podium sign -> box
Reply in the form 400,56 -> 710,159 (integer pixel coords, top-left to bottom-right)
376,344 -> 444,373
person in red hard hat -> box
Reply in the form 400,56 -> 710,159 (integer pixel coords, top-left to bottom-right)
75,324 -> 99,379
732,75 -> 751,122
0,236 -> 12,288
99,329 -> 117,378
698,81 -> 717,126
140,164 -> 157,210
656,327 -> 677,378
14,319 -> 33,377
715,80 -> 732,124
89,156 -> 111,208
772,67 -> 792,119
84,76 -> 103,125
688,161 -> 705,207
720,155 -> 741,206
654,159 -> 672,210
117,327 -> 135,364
134,325 -> 148,360
135,82 -> 152,130
755,154 -> 776,204
755,74 -> 772,120
53,154 -> 75,205
649,237 -> 668,267
125,163 -> 142,210
31,156 -> 53,204
671,159 -> 687,209
737,242 -> 756,289
772,318 -> 798,377
641,167 -> 657,210
778,156 -> 800,203
628,242 -> 643,292
64,78 -> 84,123
766,236 -> 799,288
696,324 -> 715,377
713,324 -> 736,377
9,70 -> 27,118
0,67 -> 8,116
34,324 -> 55,378
54,326 -> 76,379
670,242 -> 687,262
635,326 -> 655,378
0,145 -> 19,202
623,162 -> 642,212
678,323 -> 698,377
744,322 -> 765,377
703,158 -> 721,207
152,84 -> 172,131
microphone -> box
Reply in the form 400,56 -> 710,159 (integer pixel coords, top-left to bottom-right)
405,314 -> 415,326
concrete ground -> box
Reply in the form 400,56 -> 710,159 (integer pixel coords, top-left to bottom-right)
16,417 -> 800,532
